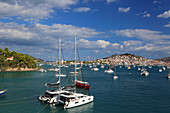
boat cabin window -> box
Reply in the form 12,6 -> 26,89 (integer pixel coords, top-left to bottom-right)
68,97 -> 75,99
45,93 -> 54,98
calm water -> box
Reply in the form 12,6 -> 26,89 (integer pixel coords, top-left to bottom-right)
0,65 -> 170,113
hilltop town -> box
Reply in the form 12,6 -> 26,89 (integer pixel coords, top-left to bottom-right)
92,53 -> 170,66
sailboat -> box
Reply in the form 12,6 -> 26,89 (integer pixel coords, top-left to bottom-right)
113,66 -> 118,80
75,49 -> 90,89
39,38 -> 69,104
167,69 -> 170,79
105,65 -> 114,74
58,36 -> 94,109
141,67 -> 149,76
0,69 -> 7,96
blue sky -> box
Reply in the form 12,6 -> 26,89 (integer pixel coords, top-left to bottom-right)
0,0 -> 169,61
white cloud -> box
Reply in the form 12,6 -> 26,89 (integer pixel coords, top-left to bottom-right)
0,22 -> 103,50
73,7 -> 91,12
93,50 -> 99,53
74,38 -> 170,59
164,22 -> 170,27
157,10 -> 170,18
143,13 -> 150,17
136,11 -> 150,18
122,40 -> 143,47
118,7 -> 131,13
77,39 -> 111,49
114,29 -> 170,40
0,0 -> 78,20
132,43 -> 170,55
153,1 -> 161,4
111,43 -> 120,48
106,0 -> 118,3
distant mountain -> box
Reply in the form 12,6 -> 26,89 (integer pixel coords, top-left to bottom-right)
155,57 -> 170,62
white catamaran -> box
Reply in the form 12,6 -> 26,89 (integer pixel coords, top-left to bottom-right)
39,38 -> 69,104
58,36 -> 94,109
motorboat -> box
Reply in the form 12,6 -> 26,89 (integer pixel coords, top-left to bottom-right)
91,68 -> 99,71
113,75 -> 118,80
38,68 -> 47,72
141,71 -> 149,76
105,69 -> 114,73
100,65 -> 104,68
159,69 -> 162,72
138,67 -> 141,70
48,68 -> 59,72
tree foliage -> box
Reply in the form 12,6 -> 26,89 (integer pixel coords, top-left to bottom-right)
0,47 -> 37,70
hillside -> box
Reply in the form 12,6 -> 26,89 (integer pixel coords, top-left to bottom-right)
0,47 -> 38,71
103,53 -> 142,59
95,53 -> 169,66
155,57 -> 170,62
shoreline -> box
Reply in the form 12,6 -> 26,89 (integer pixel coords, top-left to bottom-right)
0,67 -> 39,72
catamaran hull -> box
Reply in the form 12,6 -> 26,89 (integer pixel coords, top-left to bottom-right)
64,96 -> 94,109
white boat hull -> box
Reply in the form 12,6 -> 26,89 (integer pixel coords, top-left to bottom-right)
113,76 -> 118,80
168,75 -> 170,79
105,69 -> 114,73
159,69 -> 162,72
91,68 -> 99,71
64,96 -> 94,109
141,71 -> 149,76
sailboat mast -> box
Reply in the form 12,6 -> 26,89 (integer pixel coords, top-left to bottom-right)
74,36 -> 77,93
59,38 -> 61,89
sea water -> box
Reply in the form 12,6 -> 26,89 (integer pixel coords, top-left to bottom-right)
0,65 -> 170,113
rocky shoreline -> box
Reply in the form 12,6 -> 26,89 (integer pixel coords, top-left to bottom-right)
0,67 -> 39,72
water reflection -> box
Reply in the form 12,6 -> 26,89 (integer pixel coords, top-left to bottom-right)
0,71 -> 36,78
65,102 -> 94,113
50,102 -> 94,113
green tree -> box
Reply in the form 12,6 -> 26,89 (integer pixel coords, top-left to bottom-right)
4,47 -> 11,57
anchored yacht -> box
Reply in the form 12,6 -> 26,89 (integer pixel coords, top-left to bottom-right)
58,92 -> 94,109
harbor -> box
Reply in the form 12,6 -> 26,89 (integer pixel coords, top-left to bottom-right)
0,64 -> 170,113
0,0 -> 170,112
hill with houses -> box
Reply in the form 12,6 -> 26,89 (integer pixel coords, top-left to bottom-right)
93,53 -> 169,66
0,47 -> 39,71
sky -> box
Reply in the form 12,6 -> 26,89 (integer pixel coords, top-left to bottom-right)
0,0 -> 169,61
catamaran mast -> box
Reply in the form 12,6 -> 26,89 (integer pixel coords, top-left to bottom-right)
59,37 -> 61,89
74,36 -> 77,93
